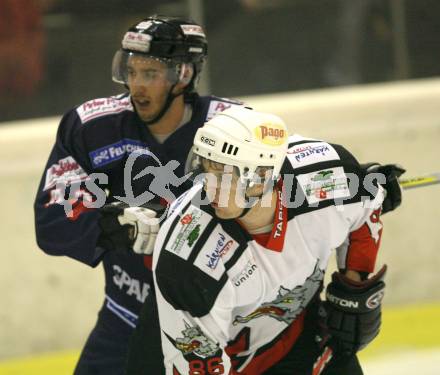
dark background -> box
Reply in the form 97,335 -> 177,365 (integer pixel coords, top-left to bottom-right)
1,0 -> 439,122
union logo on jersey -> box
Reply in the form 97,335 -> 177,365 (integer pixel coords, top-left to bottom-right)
232,263 -> 324,325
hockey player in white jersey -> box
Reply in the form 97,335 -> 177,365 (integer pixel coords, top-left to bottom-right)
149,107 -> 390,374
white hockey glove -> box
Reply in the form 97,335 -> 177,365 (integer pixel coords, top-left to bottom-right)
118,206 -> 160,254
97,202 -> 163,255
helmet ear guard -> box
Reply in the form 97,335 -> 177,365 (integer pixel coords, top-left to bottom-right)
178,63 -> 194,86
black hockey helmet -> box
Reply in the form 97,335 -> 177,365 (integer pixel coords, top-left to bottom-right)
112,15 -> 208,92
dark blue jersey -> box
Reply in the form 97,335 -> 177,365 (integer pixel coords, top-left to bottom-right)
34,92 -> 243,326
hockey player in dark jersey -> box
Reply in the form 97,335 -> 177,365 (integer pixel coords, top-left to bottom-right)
149,107 -> 398,374
33,16 -> 242,375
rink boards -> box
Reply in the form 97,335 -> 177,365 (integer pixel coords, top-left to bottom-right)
1,78 -> 439,366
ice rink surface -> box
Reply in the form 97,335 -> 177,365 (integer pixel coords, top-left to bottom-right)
0,348 -> 439,374
363,348 -> 440,375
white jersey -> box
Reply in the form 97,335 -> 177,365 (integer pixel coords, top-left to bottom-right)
152,135 -> 385,375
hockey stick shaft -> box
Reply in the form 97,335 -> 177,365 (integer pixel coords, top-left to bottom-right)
399,172 -> 440,190
312,346 -> 333,375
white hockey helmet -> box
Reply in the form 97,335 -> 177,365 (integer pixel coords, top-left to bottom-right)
186,107 -> 289,184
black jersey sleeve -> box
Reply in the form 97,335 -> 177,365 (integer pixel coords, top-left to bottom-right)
33,109 -> 105,266
154,217 -> 229,318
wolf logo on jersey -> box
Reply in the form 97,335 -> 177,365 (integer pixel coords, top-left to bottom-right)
164,322 -> 224,374
233,264 -> 324,325
172,321 -> 220,358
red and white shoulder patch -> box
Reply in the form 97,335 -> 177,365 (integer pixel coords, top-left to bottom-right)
76,96 -> 133,124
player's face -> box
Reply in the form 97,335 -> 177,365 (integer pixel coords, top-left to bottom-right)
126,56 -> 174,122
202,160 -> 252,219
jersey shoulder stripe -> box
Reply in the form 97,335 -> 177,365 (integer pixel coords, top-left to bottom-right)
76,94 -> 133,124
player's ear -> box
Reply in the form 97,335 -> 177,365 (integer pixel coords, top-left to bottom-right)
173,63 -> 194,93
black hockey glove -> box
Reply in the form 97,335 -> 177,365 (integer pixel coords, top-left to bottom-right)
97,201 -> 165,254
361,163 -> 406,214
322,266 -> 387,355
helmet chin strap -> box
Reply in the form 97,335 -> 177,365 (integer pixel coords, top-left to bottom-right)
236,178 -> 277,219
142,63 -> 193,125
141,84 -> 182,126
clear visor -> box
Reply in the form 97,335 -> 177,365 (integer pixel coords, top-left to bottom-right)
185,149 -> 274,186
112,49 -> 180,86
185,151 -> 238,182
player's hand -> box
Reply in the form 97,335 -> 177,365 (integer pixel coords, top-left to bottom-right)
361,163 -> 406,214
321,266 -> 387,355
97,202 -> 163,255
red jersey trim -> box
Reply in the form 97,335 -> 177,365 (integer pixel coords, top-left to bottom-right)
235,312 -> 305,375
251,232 -> 271,247
143,255 -> 153,270
239,181 -> 287,252
265,181 -> 288,252
346,208 -> 383,273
